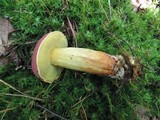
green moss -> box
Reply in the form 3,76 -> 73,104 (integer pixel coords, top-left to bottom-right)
0,0 -> 160,119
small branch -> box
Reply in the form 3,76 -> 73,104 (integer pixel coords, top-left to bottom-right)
0,79 -> 43,101
0,98 -> 10,104
0,93 -> 43,101
80,105 -> 88,120
35,103 -> 68,120
107,32 -> 134,56
0,79 -> 24,94
98,0 -> 110,21
0,107 -> 15,114
72,93 -> 93,109
66,17 -> 77,47
0,41 -> 37,47
0,104 -> 13,120
108,0 -> 112,18
66,17 -> 76,39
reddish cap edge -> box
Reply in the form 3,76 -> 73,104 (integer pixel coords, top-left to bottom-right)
31,34 -> 48,80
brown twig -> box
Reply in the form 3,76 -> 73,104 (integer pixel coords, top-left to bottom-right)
0,41 -> 37,47
0,93 -> 43,101
80,105 -> 88,120
0,79 -> 43,101
0,107 -> 15,114
0,104 -> 13,120
0,98 -> 10,104
71,93 -> 93,109
35,103 -> 68,120
66,17 -> 78,47
0,79 -> 24,94
107,32 -> 134,56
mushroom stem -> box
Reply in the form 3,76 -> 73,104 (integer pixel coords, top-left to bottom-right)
51,48 -> 117,76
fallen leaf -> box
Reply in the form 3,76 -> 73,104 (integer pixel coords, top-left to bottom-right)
0,18 -> 14,55
0,18 -> 20,67
0,38 -> 5,55
134,105 -> 151,120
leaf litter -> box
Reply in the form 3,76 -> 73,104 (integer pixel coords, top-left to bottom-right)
0,18 -> 19,66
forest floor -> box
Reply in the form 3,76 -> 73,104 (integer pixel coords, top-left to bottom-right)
0,0 -> 160,120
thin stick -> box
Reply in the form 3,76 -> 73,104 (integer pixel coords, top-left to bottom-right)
107,32 -> 135,56
0,79 -> 43,101
0,41 -> 37,47
0,79 -> 24,94
0,104 -> 13,120
81,105 -> 88,120
72,93 -> 93,108
108,0 -> 111,18
0,107 -> 15,114
99,0 -> 109,21
0,93 -> 43,101
0,98 -> 10,104
66,17 -> 77,47
35,103 -> 68,120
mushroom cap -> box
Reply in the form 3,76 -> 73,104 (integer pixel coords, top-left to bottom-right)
31,31 -> 68,83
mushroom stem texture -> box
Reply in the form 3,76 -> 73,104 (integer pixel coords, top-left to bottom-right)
51,48 -> 117,76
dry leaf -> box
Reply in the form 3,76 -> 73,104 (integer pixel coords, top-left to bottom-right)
0,18 -> 14,55
134,105 -> 150,120
0,39 -> 5,55
0,18 -> 20,67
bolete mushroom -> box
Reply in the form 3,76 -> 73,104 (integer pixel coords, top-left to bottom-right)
32,31 -> 142,83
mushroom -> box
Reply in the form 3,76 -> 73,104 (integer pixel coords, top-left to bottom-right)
31,31 -> 142,83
